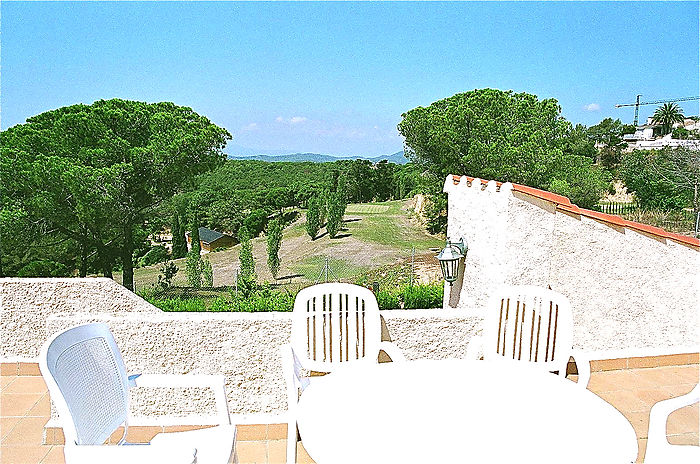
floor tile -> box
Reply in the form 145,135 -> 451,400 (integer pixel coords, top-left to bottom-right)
39,446 -> 65,464
621,411 -> 650,440
2,417 -> 48,446
0,445 -> 50,464
296,442 -> 316,464
667,432 -> 699,445
267,439 -> 286,464
26,395 -> 50,418
587,369 -> 639,392
267,424 -> 287,440
662,383 -> 698,397
666,403 -> 699,435
2,378 -> 47,396
0,394 -> 44,418
635,438 -> 646,463
596,390 -> 649,413
237,424 -> 267,441
236,440 -> 266,463
0,378 -> 16,392
0,418 -> 21,441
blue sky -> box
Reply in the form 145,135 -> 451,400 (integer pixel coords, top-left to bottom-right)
2,1 -> 698,157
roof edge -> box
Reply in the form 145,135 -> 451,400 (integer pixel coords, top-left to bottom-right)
449,175 -> 699,250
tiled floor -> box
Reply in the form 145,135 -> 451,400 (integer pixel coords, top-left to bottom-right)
1,364 -> 697,464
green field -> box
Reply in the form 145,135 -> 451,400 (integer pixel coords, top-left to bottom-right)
117,199 -> 443,291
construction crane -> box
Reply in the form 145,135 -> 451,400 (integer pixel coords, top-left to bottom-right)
615,95 -> 700,126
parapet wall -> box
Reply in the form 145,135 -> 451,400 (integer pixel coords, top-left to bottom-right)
1,278 -> 480,418
444,175 -> 699,352
0,278 -> 159,360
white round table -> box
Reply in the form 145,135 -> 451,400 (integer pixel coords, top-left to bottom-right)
296,359 -> 637,464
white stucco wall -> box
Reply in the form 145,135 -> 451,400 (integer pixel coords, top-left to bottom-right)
0,278 -> 159,360
444,175 -> 699,351
2,278 -> 479,418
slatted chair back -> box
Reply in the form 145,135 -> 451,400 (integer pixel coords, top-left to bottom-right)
39,323 -> 130,446
291,283 -> 381,373
483,286 -> 573,374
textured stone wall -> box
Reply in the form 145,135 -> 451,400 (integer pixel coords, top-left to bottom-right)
0,278 -> 159,359
444,176 -> 699,351
43,309 -> 479,417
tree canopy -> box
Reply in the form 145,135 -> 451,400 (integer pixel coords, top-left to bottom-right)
0,99 -> 231,289
397,89 -> 608,224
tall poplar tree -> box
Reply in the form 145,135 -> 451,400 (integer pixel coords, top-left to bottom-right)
266,218 -> 282,279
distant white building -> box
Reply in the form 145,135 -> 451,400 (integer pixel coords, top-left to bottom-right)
623,117 -> 700,150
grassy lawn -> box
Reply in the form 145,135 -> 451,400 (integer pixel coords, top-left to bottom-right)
118,198 -> 443,291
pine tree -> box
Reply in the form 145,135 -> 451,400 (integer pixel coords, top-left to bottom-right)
305,196 -> 321,240
266,218 -> 282,279
238,226 -> 255,279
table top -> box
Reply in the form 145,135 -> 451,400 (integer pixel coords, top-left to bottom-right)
296,359 -> 637,464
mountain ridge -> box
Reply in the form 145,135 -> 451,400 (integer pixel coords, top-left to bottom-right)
226,150 -> 408,164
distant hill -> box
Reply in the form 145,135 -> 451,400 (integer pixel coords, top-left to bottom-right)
227,150 -> 408,164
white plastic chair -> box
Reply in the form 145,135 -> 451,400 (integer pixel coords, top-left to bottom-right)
39,323 -> 236,464
281,283 -> 405,464
645,383 -> 699,463
466,285 -> 590,387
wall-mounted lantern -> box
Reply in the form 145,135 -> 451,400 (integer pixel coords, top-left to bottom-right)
436,238 -> 467,285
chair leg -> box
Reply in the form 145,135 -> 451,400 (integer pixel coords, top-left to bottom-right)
287,420 -> 297,464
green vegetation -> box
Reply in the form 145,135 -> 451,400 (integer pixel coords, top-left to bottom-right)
0,99 -> 231,287
375,283 -> 443,310
266,218 -> 282,279
305,196 -> 322,240
652,103 -> 685,135
620,147 -> 699,214
398,88 -> 610,232
238,226 -> 254,278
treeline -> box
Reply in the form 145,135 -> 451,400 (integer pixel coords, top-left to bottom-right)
172,159 -> 421,240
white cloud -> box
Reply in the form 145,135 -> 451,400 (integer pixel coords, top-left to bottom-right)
584,103 -> 601,111
241,122 -> 258,132
276,116 -> 308,125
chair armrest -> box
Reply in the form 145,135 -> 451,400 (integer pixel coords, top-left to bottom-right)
465,335 -> 484,360
647,384 -> 700,461
129,374 -> 230,425
379,341 -> 406,362
280,344 -> 310,394
570,350 -> 591,389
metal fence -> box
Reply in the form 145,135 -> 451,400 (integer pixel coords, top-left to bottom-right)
595,201 -> 639,215
136,245 -> 444,305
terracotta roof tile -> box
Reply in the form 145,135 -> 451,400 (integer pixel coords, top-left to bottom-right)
450,175 -> 699,250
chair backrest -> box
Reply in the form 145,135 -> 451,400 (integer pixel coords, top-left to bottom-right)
291,283 -> 381,372
39,323 -> 130,446
483,286 -> 573,373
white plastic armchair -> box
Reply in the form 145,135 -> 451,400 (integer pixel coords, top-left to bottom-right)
466,285 -> 591,388
645,383 -> 699,463
282,283 -> 405,464
39,323 -> 236,464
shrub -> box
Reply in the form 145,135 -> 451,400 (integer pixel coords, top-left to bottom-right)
157,261 -> 178,290
17,260 -> 70,277
201,258 -> 213,287
376,290 -> 400,310
185,250 -> 202,288
137,245 -> 169,268
402,283 -> 443,309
